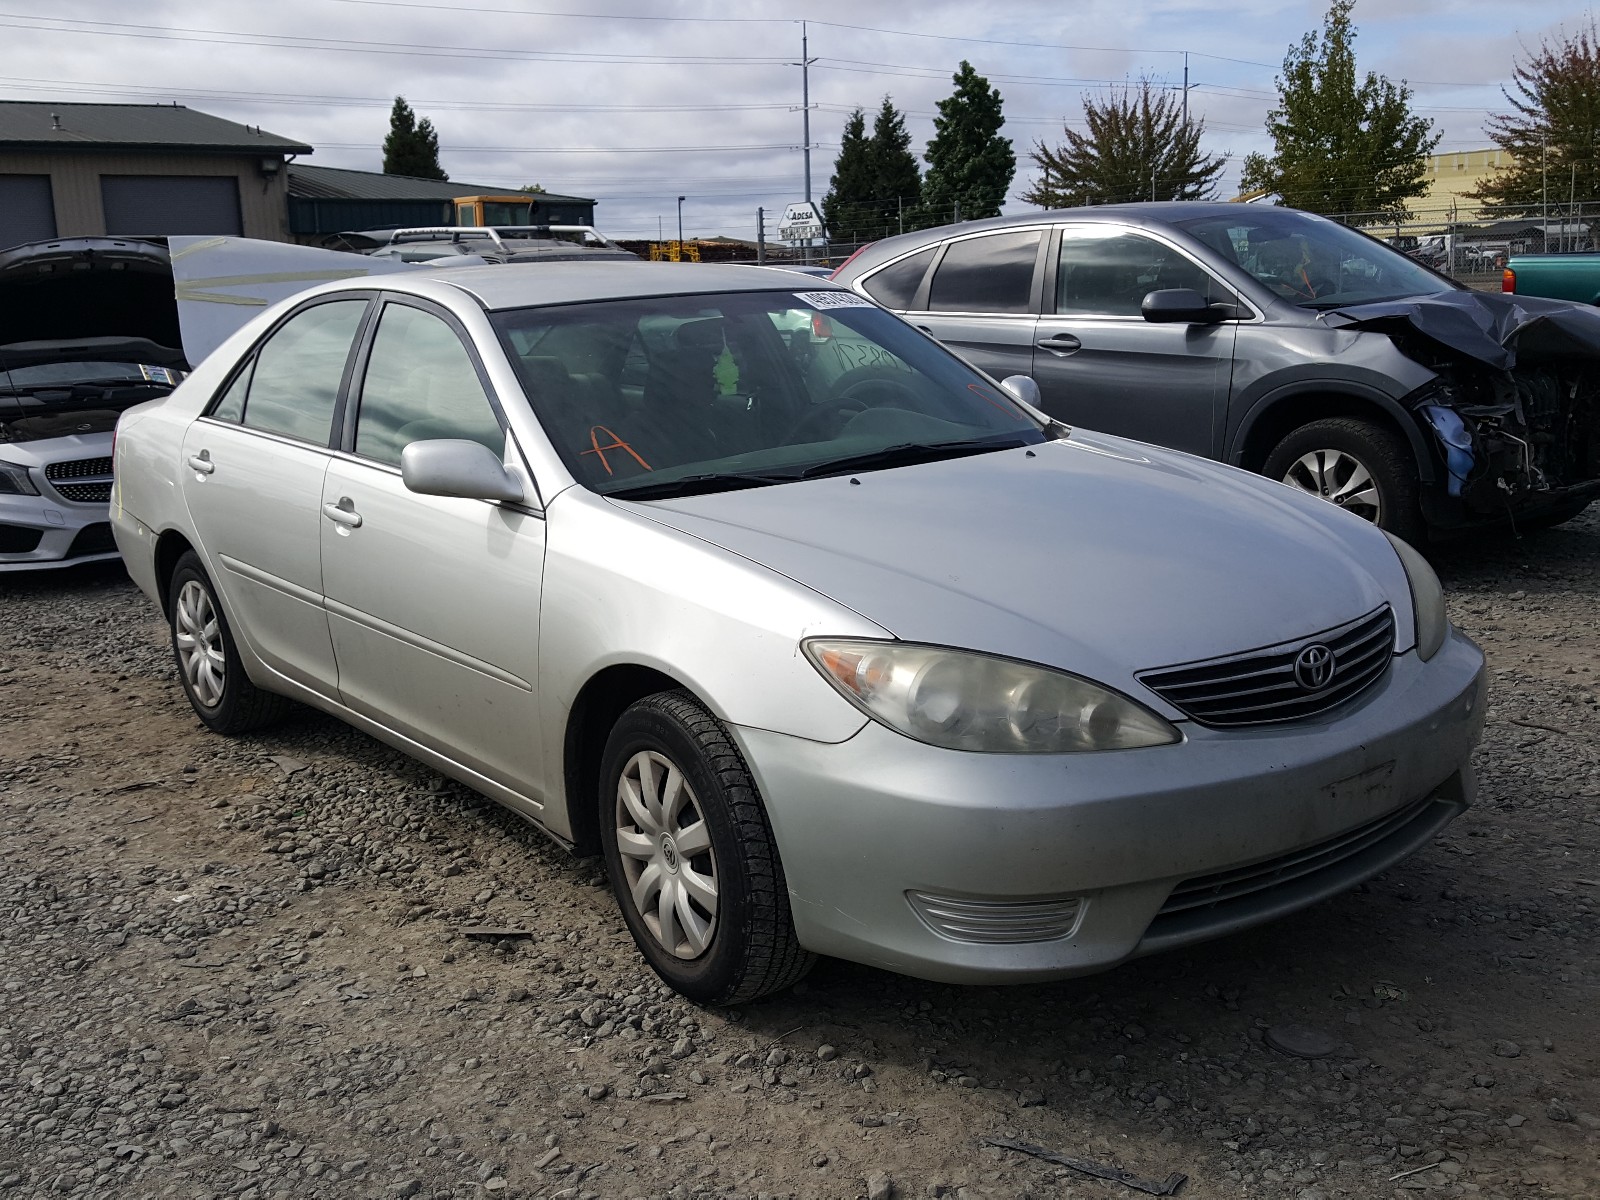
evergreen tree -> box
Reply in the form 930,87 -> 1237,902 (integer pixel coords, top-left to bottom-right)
1023,80 -> 1225,207
1470,20 -> 1600,216
382,96 -> 447,181
868,97 -> 922,234
821,108 -> 876,245
1240,0 -> 1435,221
920,61 -> 1015,225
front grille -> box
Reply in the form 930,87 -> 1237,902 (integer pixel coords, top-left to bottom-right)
1138,606 -> 1395,728
45,457 -> 114,505
44,456 -> 113,481
0,522 -> 44,554
907,891 -> 1083,944
65,523 -> 116,558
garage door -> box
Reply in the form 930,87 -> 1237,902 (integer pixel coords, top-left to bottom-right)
101,175 -> 243,236
0,175 -> 57,249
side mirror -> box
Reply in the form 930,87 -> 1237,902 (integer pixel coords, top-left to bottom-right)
400,439 -> 523,504
999,375 -> 1042,408
1141,288 -> 1226,324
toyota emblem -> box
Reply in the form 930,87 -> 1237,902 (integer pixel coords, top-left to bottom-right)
1293,643 -> 1336,691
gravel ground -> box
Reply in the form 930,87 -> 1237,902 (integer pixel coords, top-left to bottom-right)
2,511 -> 1598,1200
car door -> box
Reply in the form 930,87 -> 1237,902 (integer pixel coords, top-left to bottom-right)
1030,224 -> 1239,457
317,297 -> 548,809
896,228 -> 1045,383
180,295 -> 371,697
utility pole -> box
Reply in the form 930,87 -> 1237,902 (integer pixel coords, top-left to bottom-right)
677,195 -> 685,259
1182,52 -> 1189,127
800,21 -> 814,203
1151,162 -> 1157,202
756,207 -> 765,264
1542,135 -> 1549,251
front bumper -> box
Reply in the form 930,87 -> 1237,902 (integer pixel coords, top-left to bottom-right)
0,492 -> 118,572
734,628 -> 1485,984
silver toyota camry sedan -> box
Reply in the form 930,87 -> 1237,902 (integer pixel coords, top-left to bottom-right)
111,262 -> 1486,1003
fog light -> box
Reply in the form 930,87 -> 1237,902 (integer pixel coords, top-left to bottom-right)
907,891 -> 1084,944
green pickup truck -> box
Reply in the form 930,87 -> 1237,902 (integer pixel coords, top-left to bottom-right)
1503,252 -> 1600,304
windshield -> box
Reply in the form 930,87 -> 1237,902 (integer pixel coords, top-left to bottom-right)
490,290 -> 1045,497
1175,209 -> 1457,308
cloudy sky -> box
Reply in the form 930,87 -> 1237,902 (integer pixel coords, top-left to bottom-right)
3,0 -> 1591,240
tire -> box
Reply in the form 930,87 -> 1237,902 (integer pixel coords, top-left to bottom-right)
599,690 -> 814,1004
169,551 -> 293,734
1262,417 -> 1425,543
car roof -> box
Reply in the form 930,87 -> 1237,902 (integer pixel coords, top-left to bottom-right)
834,202 -> 1290,276
389,261 -> 844,311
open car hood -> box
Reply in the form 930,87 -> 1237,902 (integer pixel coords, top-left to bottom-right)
1322,290 -> 1600,370
0,237 -> 184,360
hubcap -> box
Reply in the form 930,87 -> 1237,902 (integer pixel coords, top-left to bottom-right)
1283,449 -> 1383,524
174,580 -> 226,708
614,749 -> 718,960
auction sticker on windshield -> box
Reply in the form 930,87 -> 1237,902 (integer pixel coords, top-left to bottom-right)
794,291 -> 873,309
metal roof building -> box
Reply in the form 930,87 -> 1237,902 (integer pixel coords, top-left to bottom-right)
0,101 -> 312,249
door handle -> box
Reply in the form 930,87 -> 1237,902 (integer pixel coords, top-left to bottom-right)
1035,334 -> 1082,356
322,498 -> 362,529
186,450 -> 215,475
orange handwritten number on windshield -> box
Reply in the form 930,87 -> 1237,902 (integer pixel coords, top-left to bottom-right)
581,426 -> 651,476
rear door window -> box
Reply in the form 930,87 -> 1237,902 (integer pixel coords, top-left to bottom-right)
237,299 -> 368,444
927,231 -> 1042,314
860,247 -> 936,309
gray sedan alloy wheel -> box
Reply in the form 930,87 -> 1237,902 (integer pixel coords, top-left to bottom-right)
614,748 -> 719,959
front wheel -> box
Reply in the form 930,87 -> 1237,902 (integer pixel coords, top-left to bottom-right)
169,551 -> 293,734
599,691 -> 813,1004
1262,417 -> 1424,543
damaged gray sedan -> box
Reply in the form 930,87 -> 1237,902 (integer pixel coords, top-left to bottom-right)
833,203 -> 1600,540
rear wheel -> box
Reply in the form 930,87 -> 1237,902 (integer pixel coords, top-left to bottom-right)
599,690 -> 813,1004
1263,417 -> 1424,543
169,551 -> 293,734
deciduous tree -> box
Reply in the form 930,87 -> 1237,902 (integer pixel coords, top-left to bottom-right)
1023,79 -> 1225,207
1240,0 -> 1436,220
1471,20 -> 1600,215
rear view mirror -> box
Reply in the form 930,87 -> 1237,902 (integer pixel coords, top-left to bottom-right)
400,439 -> 523,504
1141,288 -> 1226,324
999,375 -> 1042,408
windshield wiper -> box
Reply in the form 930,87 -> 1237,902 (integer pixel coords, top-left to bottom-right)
793,435 -> 1037,480
608,471 -> 798,501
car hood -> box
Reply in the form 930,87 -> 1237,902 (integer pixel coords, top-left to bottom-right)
0,237 -> 183,355
1322,289 -> 1600,370
624,434 -> 1413,694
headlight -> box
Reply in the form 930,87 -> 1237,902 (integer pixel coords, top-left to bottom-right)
0,461 -> 39,496
1383,532 -> 1447,661
804,639 -> 1180,753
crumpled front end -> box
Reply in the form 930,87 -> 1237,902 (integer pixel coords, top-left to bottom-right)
1408,352 -> 1600,521
1324,292 -> 1600,524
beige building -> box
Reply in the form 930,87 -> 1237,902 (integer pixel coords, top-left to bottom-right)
1420,147 -> 1514,215
0,102 -> 311,250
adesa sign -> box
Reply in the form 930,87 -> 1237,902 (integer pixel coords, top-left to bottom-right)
778,201 -> 826,242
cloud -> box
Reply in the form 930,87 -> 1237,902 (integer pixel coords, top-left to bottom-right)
0,0 -> 1582,235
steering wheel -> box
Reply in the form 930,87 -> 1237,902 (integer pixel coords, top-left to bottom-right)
785,369 -> 924,443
